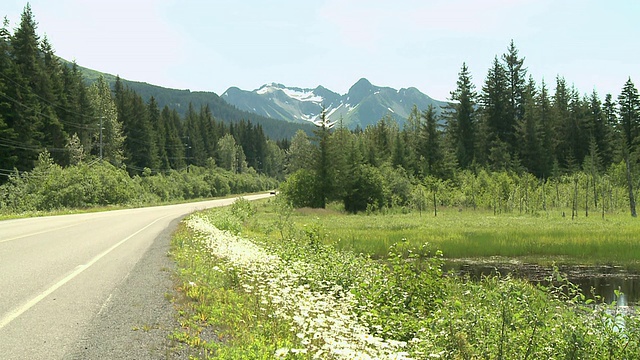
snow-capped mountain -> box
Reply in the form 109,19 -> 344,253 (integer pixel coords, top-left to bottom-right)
222,78 -> 448,129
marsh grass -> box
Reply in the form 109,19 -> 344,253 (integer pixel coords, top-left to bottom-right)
249,201 -> 640,269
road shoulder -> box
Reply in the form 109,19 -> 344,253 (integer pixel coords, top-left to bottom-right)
65,217 -> 187,359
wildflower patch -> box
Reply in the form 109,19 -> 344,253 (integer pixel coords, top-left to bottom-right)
185,214 -> 413,359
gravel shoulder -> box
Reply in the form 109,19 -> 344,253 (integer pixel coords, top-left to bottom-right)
64,217 -> 187,360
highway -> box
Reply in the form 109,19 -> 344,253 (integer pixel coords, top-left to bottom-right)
0,194 -> 272,359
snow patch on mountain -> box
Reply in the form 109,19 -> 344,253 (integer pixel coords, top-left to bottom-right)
222,79 -> 448,130
257,83 -> 323,103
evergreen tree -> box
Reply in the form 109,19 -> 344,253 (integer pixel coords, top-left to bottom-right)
160,106 -> 185,170
618,78 -> 640,152
0,17 -> 18,173
515,77 -> 542,176
365,115 -> 396,166
198,104 -> 218,160
537,79 -> 554,177
391,129 -> 411,170
37,35 -> 67,164
571,89 -> 591,165
312,108 -> 334,208
419,105 -> 444,177
11,4 -> 39,88
481,56 -> 511,166
587,90 -> 611,168
147,96 -> 169,170
502,40 -> 527,134
130,93 -> 159,171
551,76 -> 573,170
328,124 -> 353,199
61,62 -> 94,153
115,80 -> 158,173
8,4 -> 45,170
183,103 -> 205,167
447,62 -> 477,169
602,93 -> 620,163
603,93 -> 619,130
404,104 -> 422,174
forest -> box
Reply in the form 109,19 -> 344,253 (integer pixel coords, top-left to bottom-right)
0,6 -> 283,211
1,5 -> 639,216
281,41 -> 640,215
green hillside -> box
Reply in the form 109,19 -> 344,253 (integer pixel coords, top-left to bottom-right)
70,62 -> 315,140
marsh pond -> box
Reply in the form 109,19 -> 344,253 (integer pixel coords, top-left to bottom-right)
446,261 -> 640,306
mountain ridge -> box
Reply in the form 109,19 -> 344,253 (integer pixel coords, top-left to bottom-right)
222,78 -> 449,129
68,61 -> 316,140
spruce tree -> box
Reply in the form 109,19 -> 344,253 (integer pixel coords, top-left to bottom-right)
148,96 -> 169,170
515,77 -> 542,176
37,36 -> 67,164
61,63 -> 94,153
447,62 -> 477,169
481,56 -> 510,163
160,106 -> 185,170
552,76 -> 572,170
9,4 -> 45,170
502,40 -> 527,135
198,105 -> 217,160
587,90 -> 611,168
183,103 -> 205,167
0,17 -> 18,173
618,78 -> 640,152
602,94 -> 620,163
312,108 -> 334,208
537,79 -> 554,177
420,105 -> 444,177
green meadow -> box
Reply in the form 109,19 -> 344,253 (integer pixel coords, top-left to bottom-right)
249,202 -> 640,269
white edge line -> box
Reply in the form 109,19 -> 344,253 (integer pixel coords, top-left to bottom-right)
0,215 -> 169,330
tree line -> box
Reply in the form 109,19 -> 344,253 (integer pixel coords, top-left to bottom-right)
281,41 -> 640,215
0,5 -> 286,182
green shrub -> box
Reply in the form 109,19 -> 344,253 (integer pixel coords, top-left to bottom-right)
280,169 -> 322,208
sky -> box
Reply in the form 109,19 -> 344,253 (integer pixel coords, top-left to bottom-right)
3,0 -> 639,101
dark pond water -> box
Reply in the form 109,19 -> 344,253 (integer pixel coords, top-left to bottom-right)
445,261 -> 640,306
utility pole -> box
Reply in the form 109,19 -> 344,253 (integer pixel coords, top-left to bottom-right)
99,116 -> 104,161
184,135 -> 191,173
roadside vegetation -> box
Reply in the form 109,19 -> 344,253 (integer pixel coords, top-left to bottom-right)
0,151 -> 277,216
170,197 -> 640,359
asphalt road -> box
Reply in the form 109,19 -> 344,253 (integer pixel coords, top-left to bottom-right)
0,194 -> 272,359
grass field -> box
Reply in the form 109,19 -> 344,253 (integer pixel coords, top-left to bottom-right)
249,201 -> 640,269
170,198 -> 640,359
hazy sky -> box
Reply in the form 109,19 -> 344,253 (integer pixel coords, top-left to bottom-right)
4,0 -> 639,101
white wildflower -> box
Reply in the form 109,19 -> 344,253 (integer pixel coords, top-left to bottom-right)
185,214 -> 416,360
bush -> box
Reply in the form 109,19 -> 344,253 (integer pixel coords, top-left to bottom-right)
280,169 -> 322,208
343,164 -> 385,213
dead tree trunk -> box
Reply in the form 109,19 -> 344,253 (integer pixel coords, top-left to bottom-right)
585,176 -> 589,217
625,154 -> 637,217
